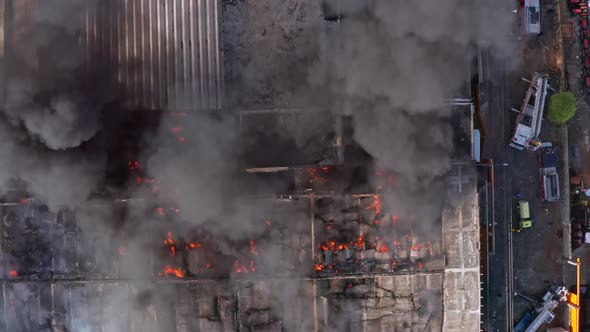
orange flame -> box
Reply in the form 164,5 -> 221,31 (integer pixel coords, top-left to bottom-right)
160,266 -> 184,278
378,244 -> 388,253
187,242 -> 202,249
8,270 -> 17,277
355,236 -> 365,249
315,264 -> 324,271
366,195 -> 382,215
234,260 -> 249,273
418,262 -> 424,269
20,198 -> 27,204
163,232 -> 176,255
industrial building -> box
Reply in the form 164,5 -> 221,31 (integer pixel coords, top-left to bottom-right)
0,0 -> 481,331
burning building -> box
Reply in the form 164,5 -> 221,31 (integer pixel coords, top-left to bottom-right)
0,0 -> 486,331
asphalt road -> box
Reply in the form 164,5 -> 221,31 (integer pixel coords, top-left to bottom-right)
482,42 -> 568,331
482,49 -> 514,332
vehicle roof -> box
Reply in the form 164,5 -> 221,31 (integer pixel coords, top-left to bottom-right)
512,124 -> 533,146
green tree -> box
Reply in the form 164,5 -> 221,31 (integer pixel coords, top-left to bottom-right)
547,91 -> 576,124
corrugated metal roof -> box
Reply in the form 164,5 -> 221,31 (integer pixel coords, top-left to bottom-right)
82,0 -> 223,111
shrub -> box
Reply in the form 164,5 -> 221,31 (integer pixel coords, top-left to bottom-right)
547,91 -> 576,124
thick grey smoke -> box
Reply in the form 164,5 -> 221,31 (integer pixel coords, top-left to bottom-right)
311,0 -> 517,174
4,0 -> 103,150
306,0 -> 518,231
0,0 -> 116,209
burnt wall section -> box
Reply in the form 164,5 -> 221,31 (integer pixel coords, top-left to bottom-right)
0,275 -> 442,332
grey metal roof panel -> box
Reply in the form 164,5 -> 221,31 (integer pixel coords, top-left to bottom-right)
81,0 -> 223,111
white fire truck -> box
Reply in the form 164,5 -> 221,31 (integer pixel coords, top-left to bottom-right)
515,285 -> 569,332
509,72 -> 551,151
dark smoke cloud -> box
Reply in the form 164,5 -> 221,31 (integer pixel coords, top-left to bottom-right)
4,0 -> 104,151
307,0 -> 518,232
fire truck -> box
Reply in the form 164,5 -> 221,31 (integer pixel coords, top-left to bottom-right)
538,146 -> 560,202
514,285 -> 569,332
509,72 -> 551,151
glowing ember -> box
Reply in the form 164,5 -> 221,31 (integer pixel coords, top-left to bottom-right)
187,242 -> 202,249
321,166 -> 329,172
355,236 -> 365,250
20,198 -> 27,204
163,232 -> 176,255
366,195 -> 382,216
418,262 -> 424,269
234,260 -> 249,273
315,264 -> 324,271
8,270 -> 17,277
159,266 -> 184,278
377,244 -> 388,253
307,167 -> 329,184
336,244 -> 348,250
156,207 -> 165,216
128,160 -> 139,171
117,247 -> 127,256
250,240 -> 258,255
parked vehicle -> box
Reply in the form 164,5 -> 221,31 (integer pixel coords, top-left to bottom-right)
509,73 -> 551,151
538,146 -> 560,202
513,200 -> 533,232
574,8 -> 589,16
